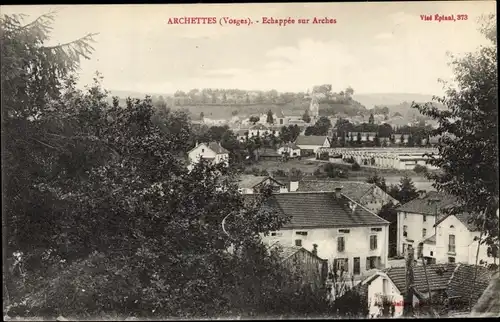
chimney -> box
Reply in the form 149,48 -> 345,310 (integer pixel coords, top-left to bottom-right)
289,180 -> 299,192
335,187 -> 342,199
312,244 -> 318,256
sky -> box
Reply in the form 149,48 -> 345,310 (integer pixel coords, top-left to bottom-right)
1,1 -> 497,96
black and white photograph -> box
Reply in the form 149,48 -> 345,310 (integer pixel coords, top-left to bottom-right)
1,1 -> 498,320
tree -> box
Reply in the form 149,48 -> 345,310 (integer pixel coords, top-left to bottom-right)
367,174 -> 387,192
315,116 -> 332,135
369,113 -> 375,124
397,176 -> 419,204
222,92 -> 227,103
245,94 -> 250,104
266,109 -> 274,124
345,86 -> 354,98
249,116 -> 260,125
302,109 -> 311,123
377,202 -> 399,258
374,134 -> 380,147
200,112 -> 204,119
1,12 -> 302,319
407,134 -> 415,147
412,14 -> 498,247
356,132 -> 362,145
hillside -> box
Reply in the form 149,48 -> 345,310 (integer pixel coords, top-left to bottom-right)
353,93 -> 439,109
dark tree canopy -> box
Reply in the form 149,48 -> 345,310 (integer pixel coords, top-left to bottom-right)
412,14 -> 498,246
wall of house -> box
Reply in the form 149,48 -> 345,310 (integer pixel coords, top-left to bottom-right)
188,144 -> 217,163
435,215 -> 494,264
366,275 -> 405,318
359,186 -> 398,214
263,225 -> 389,278
277,147 -> 301,158
397,211 -> 437,256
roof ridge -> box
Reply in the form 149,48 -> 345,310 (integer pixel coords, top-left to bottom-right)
342,193 -> 391,225
447,263 -> 462,287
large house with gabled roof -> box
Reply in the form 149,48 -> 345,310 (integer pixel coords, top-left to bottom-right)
294,135 -> 331,154
253,189 -> 390,281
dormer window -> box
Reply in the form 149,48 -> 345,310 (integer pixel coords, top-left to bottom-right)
201,149 -> 205,152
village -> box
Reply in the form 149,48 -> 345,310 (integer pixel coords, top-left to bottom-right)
2,3 -> 498,321
185,92 -> 498,318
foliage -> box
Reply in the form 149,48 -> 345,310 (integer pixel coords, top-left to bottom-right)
266,109 -> 274,124
2,12 -> 331,319
413,164 -> 428,174
377,202 -> 399,257
279,124 -> 301,143
388,176 -> 419,204
323,163 -> 349,179
411,14 -> 499,247
366,174 -> 387,192
302,109 -> 311,123
351,162 -> 361,171
249,115 -> 260,124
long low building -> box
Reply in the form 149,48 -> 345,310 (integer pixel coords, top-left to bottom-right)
319,147 -> 440,170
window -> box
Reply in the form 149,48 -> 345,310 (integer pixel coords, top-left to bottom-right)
382,279 -> 389,294
423,215 -> 427,222
334,258 -> 348,272
338,229 -> 350,234
353,257 -> 361,275
404,213 -> 407,219
403,225 -> 408,237
366,256 -> 380,270
430,251 -> 434,256
371,228 -> 382,232
271,232 -> 282,237
201,149 -> 205,152
448,256 -> 456,263
448,234 -> 456,253
296,231 -> 308,236
422,228 -> 427,238
295,239 -> 302,247
370,235 -> 378,250
337,237 -> 345,252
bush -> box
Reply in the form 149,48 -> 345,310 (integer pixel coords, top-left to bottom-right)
313,168 -> 324,178
351,162 -> 361,171
343,157 -> 355,164
413,164 -> 428,174
272,169 -> 286,177
260,169 -> 269,176
324,163 -> 349,179
318,152 -> 329,161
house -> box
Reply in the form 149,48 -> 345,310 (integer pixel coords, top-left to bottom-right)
187,141 -> 229,170
296,180 -> 399,214
358,263 -> 493,318
347,132 -> 378,142
254,148 -> 283,161
257,190 -> 391,282
247,124 -> 280,138
295,135 -> 331,155
429,212 -> 495,265
391,133 -> 411,144
277,142 -> 301,158
237,175 -> 288,194
268,243 -> 329,291
396,191 -> 457,257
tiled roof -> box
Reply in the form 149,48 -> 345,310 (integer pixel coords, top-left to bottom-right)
297,180 -> 378,202
238,175 -> 285,189
258,192 -> 389,229
447,264 -> 492,304
279,142 -> 300,150
295,135 -> 329,146
207,142 -> 229,154
384,263 -> 458,295
397,191 -> 458,216
472,272 -> 500,317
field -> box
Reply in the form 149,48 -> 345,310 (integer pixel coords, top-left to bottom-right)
244,159 -> 436,191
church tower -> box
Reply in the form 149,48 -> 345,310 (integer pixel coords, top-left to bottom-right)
309,95 -> 320,121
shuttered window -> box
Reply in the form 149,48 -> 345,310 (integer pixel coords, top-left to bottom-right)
370,235 -> 378,250
337,237 -> 345,252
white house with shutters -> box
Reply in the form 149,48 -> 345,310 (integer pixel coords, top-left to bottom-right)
252,190 -> 390,284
